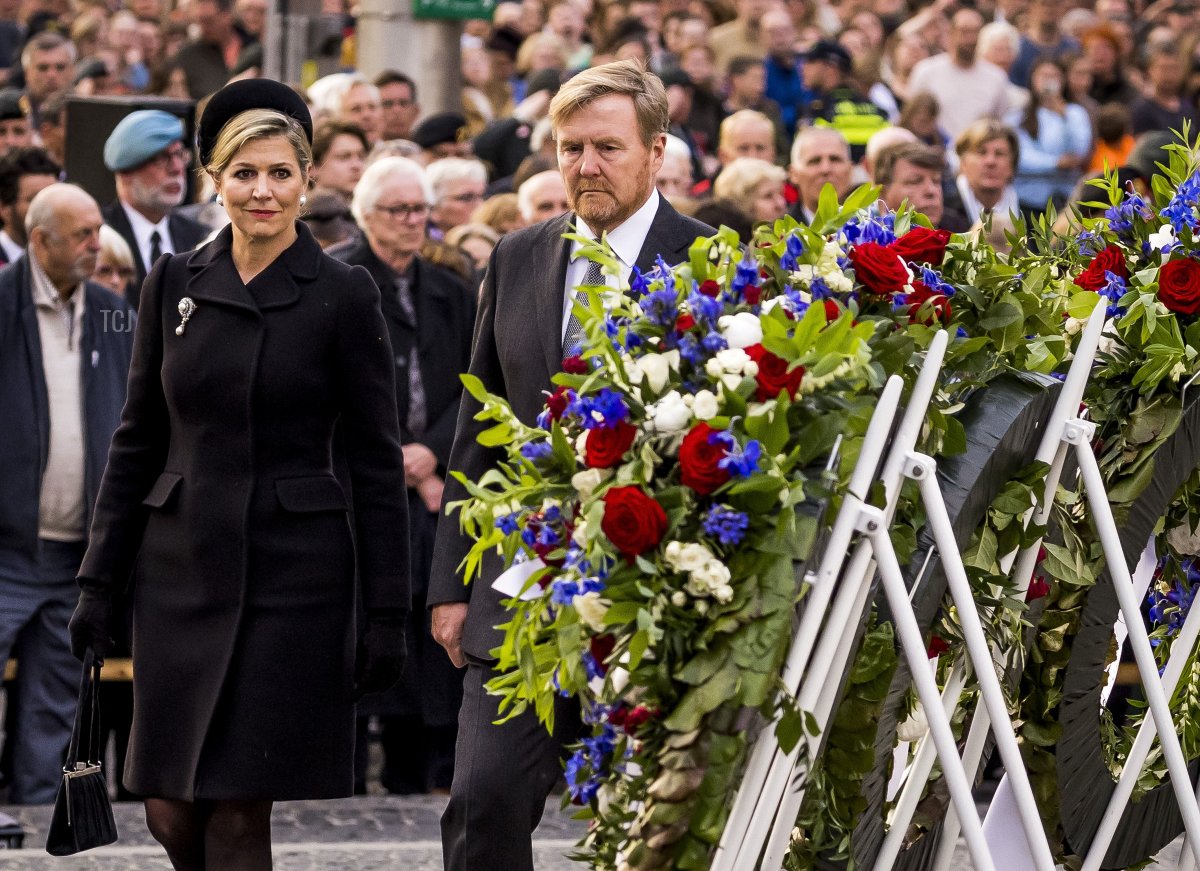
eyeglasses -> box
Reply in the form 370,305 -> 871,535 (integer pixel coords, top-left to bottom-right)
144,144 -> 193,170
374,202 -> 430,220
381,98 -> 415,109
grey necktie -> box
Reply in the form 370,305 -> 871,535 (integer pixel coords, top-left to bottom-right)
562,258 -> 604,357
394,275 -> 427,437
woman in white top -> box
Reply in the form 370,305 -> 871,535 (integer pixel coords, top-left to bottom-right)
1009,56 -> 1093,213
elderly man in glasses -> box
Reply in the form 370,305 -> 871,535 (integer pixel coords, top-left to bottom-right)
328,156 -> 475,796
100,110 -> 207,309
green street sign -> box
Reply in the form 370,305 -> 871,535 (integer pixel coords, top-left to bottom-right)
413,0 -> 492,19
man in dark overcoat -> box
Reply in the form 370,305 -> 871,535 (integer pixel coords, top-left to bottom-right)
0,183 -> 134,803
100,110 -> 207,310
427,60 -> 715,870
71,215 -> 410,802
329,154 -> 475,794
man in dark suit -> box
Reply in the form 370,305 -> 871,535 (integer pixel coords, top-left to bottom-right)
428,59 -> 714,871
0,183 -> 134,803
328,155 -> 475,795
100,110 -> 206,309
0,146 -> 59,266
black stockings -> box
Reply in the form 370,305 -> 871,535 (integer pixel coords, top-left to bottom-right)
144,797 -> 273,871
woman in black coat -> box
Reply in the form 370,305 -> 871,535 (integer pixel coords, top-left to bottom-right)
69,80 -> 410,870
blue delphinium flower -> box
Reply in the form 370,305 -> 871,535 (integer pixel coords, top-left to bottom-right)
653,255 -> 676,292
920,265 -> 957,297
842,211 -> 896,247
688,287 -> 723,329
519,440 -> 554,462
551,577 -> 580,605
702,331 -> 728,353
1099,269 -> 1127,318
782,283 -> 810,317
710,430 -> 762,477
676,333 -> 704,366
494,512 -> 521,535
780,232 -> 805,272
642,286 -> 680,328
568,387 -> 630,429
1161,171 -> 1200,235
732,252 -> 760,293
1105,190 -> 1153,239
1075,230 -> 1101,256
1148,557 -> 1199,644
628,266 -> 650,299
703,505 -> 750,546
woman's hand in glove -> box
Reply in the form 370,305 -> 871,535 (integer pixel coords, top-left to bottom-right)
68,588 -> 117,662
354,615 -> 408,699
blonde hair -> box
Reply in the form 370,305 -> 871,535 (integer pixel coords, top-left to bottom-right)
713,157 -> 786,204
98,223 -> 135,270
549,59 -> 668,147
205,108 -> 313,179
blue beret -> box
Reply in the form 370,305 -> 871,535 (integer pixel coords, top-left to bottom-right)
103,110 -> 185,172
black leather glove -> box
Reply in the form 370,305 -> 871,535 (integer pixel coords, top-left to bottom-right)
68,588 -> 118,662
354,614 -> 408,700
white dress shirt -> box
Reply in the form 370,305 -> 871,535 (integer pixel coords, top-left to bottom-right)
562,189 -> 660,342
122,201 -> 176,272
0,230 -> 23,263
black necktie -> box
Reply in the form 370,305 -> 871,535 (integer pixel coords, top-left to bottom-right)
149,230 -> 162,270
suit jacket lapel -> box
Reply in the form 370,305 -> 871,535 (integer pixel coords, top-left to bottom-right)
185,226 -> 259,314
17,261 -> 49,471
536,214 -> 573,380
635,197 -> 697,272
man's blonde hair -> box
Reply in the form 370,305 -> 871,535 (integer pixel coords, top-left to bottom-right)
549,59 -> 668,147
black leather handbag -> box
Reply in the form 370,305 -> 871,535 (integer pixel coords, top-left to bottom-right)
45,648 -> 118,856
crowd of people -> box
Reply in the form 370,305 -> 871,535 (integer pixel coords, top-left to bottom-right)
0,0 -> 1195,822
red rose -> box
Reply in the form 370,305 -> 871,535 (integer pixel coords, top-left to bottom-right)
744,284 -> 763,305
675,313 -> 696,332
601,486 -> 668,561
1073,245 -> 1129,292
589,634 -> 615,674
926,634 -> 950,658
849,242 -> 909,297
622,704 -> 655,734
823,299 -> 840,320
584,420 -> 638,468
1158,257 -> 1200,316
679,423 -> 731,495
545,385 -> 570,420
1025,575 -> 1050,602
699,279 -> 721,298
745,343 -> 805,402
562,356 -> 588,374
892,226 -> 952,266
905,281 -> 952,324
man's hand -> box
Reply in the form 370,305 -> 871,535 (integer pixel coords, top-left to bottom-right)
432,602 -> 469,668
402,443 -> 438,486
417,475 -> 445,514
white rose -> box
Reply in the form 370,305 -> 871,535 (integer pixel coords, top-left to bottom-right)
692,389 -> 719,420
1063,316 -> 1085,336
676,542 -> 713,573
572,467 -> 612,498
638,352 -> 673,394
670,590 -> 688,607
718,312 -> 764,349
896,705 -> 929,742
1149,223 -> 1177,251
664,540 -> 683,565
712,584 -> 734,604
648,390 -> 692,433
573,592 -> 610,632
694,558 -> 731,590
714,347 -> 752,374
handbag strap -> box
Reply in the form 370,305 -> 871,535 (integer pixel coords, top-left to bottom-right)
64,649 -> 103,770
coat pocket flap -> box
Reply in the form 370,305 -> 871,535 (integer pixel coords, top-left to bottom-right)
142,472 -> 183,508
275,476 -> 348,512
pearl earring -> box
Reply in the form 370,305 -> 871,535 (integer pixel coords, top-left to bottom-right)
215,193 -> 223,205
300,194 -> 307,206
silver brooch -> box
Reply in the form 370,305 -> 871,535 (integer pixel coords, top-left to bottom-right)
176,298 -> 196,336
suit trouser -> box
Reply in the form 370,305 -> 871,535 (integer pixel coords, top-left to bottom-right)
441,657 -> 583,871
0,539 -> 86,804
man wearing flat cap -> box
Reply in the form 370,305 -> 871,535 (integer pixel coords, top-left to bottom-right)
411,111 -> 472,165
0,88 -> 33,157
101,109 -> 206,309
796,40 -> 887,162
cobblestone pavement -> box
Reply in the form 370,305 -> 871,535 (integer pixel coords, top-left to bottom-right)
0,796 -> 1185,869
